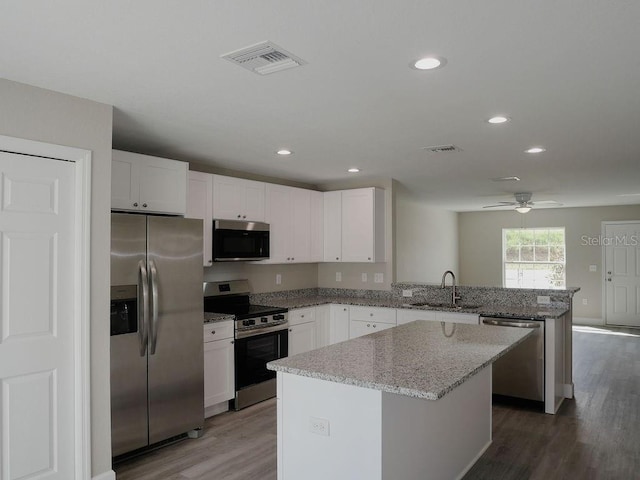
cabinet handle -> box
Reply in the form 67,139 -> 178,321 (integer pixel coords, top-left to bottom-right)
368,257 -> 371,261
343,308 -> 347,311
133,202 -> 138,207
211,330 -> 216,335
301,314 -> 304,318
607,278 -> 612,282
289,328 -> 293,332
607,271 -> 612,275
231,340 -> 234,344
291,257 -> 295,261
373,324 -> 377,328
336,257 -> 339,260
367,323 -> 371,327
242,215 -> 246,219
208,259 -> 212,264
142,203 -> 148,208
237,214 -> 241,218
370,313 -> 374,317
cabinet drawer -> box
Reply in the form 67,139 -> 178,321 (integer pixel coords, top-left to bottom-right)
203,321 -> 234,343
349,306 -> 396,325
289,307 -> 316,326
437,312 -> 479,325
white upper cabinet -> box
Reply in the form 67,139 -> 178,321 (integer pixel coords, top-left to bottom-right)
212,174 -> 265,222
323,187 -> 385,263
186,171 -> 213,266
264,184 -> 322,264
323,191 -> 342,262
111,150 -> 187,215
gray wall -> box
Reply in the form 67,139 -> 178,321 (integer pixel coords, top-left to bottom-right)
204,262 -> 319,293
394,188 -> 459,284
459,205 -> 640,322
0,79 -> 113,477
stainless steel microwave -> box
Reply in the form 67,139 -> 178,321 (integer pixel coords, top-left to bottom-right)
212,220 -> 270,261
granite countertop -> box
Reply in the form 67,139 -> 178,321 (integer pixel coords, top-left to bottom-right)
203,312 -> 235,324
260,295 -> 569,320
268,321 -> 533,400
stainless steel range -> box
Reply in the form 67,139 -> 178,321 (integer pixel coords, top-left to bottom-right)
203,280 -> 288,410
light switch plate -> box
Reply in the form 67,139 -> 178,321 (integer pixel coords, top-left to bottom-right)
361,273 -> 368,282
589,265 -> 597,272
276,274 -> 282,285
402,289 -> 413,297
374,273 -> 384,283
335,272 -> 342,282
309,417 -> 330,436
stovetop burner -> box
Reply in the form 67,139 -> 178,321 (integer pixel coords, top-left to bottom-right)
207,303 -> 288,321
203,280 -> 288,322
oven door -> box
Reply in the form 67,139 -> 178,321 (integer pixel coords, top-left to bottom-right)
234,326 -> 288,392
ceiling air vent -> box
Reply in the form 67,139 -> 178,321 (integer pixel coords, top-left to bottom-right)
422,144 -> 461,153
221,41 -> 306,75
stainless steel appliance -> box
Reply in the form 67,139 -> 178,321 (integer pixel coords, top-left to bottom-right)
203,280 -> 288,410
481,316 -> 545,402
212,219 -> 270,261
110,213 -> 204,458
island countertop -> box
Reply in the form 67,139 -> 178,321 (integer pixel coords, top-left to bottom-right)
267,320 -> 533,400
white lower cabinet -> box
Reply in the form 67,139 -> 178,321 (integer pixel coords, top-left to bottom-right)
396,309 -> 437,325
437,311 -> 480,325
288,307 -> 317,356
315,304 -> 331,349
203,321 -> 235,416
349,306 -> 396,339
329,304 -> 350,345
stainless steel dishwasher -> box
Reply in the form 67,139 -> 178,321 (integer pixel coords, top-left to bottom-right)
481,316 -> 544,402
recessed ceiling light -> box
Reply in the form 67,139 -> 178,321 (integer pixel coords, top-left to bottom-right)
488,116 -> 510,124
276,149 -> 293,156
525,147 -> 546,154
347,168 -> 360,173
412,56 -> 446,70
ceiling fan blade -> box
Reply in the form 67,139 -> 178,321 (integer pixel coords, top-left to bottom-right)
483,203 -> 515,208
530,200 -> 562,206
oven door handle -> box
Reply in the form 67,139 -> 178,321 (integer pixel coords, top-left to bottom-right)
235,323 -> 289,339
482,318 -> 540,329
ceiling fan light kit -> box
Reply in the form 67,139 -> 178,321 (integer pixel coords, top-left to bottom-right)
515,206 -> 532,214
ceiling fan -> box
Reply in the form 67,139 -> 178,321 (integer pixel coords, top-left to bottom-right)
482,192 -> 562,213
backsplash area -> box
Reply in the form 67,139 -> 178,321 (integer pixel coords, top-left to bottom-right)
251,283 -> 578,309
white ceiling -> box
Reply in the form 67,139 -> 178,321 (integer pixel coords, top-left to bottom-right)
2,1 -> 640,211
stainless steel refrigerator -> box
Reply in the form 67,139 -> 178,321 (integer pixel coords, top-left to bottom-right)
110,213 -> 204,457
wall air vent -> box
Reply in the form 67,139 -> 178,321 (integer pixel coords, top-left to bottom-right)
221,41 -> 306,75
422,144 -> 461,153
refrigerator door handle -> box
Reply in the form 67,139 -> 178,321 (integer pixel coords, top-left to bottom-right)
137,260 -> 149,356
149,259 -> 159,355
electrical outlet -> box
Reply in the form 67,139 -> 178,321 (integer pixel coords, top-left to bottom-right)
374,273 -> 383,283
309,417 -> 330,436
537,295 -> 551,305
361,273 -> 368,282
275,274 -> 282,285
582,298 -> 588,305
589,265 -> 597,272
335,272 -> 342,282
402,289 -> 413,297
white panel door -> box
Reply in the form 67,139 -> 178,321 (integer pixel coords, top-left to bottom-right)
0,152 -> 76,480
288,322 -> 316,356
604,222 -> 640,326
204,338 -> 235,408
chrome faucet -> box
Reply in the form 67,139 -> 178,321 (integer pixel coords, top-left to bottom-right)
441,270 -> 461,306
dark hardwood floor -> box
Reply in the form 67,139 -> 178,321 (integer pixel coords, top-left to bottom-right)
114,326 -> 640,480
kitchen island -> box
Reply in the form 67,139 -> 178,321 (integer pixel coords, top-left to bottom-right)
267,321 -> 533,480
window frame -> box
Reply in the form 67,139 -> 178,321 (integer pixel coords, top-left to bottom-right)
502,227 -> 566,289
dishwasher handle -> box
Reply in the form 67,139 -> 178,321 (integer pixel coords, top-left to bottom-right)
482,318 -> 540,329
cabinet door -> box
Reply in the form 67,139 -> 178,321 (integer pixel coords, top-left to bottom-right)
329,304 -> 350,344
265,184 -> 292,264
187,171 -> 213,266
309,191 -> 324,262
315,305 -> 330,349
290,187 -> 311,263
204,338 -> 235,409
137,155 -> 187,215
349,306 -> 396,325
341,188 -> 375,262
323,191 -> 342,262
111,153 -> 140,211
243,179 -> 266,222
396,309 -> 437,325
212,175 -> 245,220
288,321 -> 317,356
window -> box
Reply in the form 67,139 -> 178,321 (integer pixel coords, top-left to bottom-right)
503,227 -> 566,289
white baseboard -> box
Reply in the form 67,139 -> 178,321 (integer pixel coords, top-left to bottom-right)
563,383 -> 574,399
93,470 -> 116,480
573,316 -> 604,326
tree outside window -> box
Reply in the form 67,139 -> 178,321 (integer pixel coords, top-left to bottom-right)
503,227 -> 566,289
